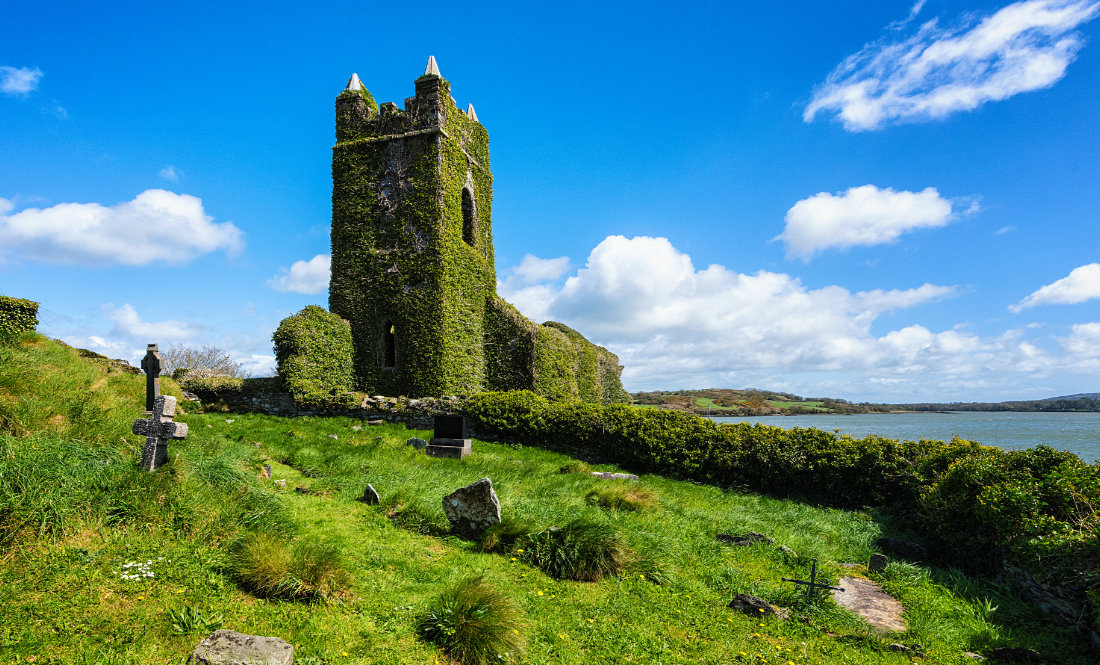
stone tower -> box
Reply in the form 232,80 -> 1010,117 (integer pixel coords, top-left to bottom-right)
329,58 -> 630,404
330,57 -> 494,397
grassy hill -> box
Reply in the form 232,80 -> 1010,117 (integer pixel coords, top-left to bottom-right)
631,388 -> 889,415
1,333 -> 1095,664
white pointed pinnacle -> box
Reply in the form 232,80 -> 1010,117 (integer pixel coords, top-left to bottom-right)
345,73 -> 363,92
466,103 -> 478,122
424,55 -> 441,77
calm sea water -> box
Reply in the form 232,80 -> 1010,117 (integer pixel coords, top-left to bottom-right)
709,411 -> 1100,463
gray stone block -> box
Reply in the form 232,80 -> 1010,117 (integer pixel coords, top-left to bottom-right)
190,629 -> 293,664
442,477 -> 500,539
427,437 -> 471,458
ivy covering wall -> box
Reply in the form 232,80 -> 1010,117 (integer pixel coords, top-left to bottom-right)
325,68 -> 628,405
272,306 -> 355,406
0,295 -> 39,340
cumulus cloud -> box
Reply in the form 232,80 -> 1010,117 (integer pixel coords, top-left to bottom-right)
268,254 -> 331,294
778,185 -> 963,259
1062,322 -> 1100,369
495,235 -> 1052,399
159,165 -> 181,182
512,254 -> 570,284
1011,263 -> 1100,311
104,304 -> 201,341
0,189 -> 243,266
805,0 -> 1100,131
1,66 -> 43,95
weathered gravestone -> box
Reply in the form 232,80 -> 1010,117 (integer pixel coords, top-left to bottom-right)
442,477 -> 500,538
189,629 -> 293,665
426,414 -> 472,458
133,395 -> 188,471
140,343 -> 161,412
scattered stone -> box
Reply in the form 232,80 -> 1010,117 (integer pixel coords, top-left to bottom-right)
590,472 -> 639,480
351,425 -> 361,431
717,531 -> 773,546
728,593 -> 786,619
225,419 -> 235,424
274,479 -> 286,488
327,434 -> 338,440
263,464 -> 272,479
963,652 -> 986,660
406,437 -> 428,450
252,442 -> 262,448
780,545 -> 797,557
189,629 -> 293,665
888,643 -> 910,652
360,483 -> 380,505
295,486 -> 313,495
869,553 -> 889,572
832,577 -> 906,634
876,537 -> 927,560
367,419 -> 384,426
442,477 -> 501,539
985,646 -> 1046,663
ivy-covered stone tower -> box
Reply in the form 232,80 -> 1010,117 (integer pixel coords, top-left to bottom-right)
330,57 -> 629,403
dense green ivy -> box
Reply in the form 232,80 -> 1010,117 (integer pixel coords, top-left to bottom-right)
0,295 -> 38,341
272,306 -> 355,406
326,70 -> 628,405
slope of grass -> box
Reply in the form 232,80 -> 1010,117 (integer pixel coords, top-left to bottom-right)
0,335 -> 1095,664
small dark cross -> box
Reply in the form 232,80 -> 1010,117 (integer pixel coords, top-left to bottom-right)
132,395 -> 188,471
140,343 -> 161,412
781,558 -> 845,600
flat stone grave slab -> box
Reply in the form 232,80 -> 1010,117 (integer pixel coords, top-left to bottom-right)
832,576 -> 907,634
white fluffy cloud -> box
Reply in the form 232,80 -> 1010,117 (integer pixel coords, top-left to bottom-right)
104,304 -> 201,341
778,185 -> 960,259
268,254 -> 331,294
496,236 -> 1051,398
805,0 -> 1100,131
159,165 -> 181,182
1,66 -> 43,95
1011,263 -> 1100,311
512,254 -> 570,284
0,189 -> 243,266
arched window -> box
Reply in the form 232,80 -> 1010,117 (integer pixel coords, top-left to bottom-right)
382,321 -> 396,369
461,188 -> 476,247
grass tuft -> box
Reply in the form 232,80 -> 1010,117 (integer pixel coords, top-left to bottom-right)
585,483 -> 659,511
416,575 -> 525,665
558,460 -> 591,474
522,518 -> 630,581
228,532 -> 348,602
478,516 -> 537,554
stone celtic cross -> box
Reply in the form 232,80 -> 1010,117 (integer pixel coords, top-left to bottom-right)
140,343 -> 161,412
133,395 -> 188,471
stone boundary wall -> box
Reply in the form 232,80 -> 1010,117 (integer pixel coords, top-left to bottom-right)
191,389 -> 465,433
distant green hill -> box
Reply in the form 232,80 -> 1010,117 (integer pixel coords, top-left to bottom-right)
631,388 -> 895,416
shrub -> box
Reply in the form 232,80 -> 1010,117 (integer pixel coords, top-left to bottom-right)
521,519 -> 630,581
0,295 -> 38,342
463,390 -> 548,442
228,532 -> 348,602
273,306 -> 355,406
162,344 -> 247,379
416,575 -> 524,665
559,460 -> 591,474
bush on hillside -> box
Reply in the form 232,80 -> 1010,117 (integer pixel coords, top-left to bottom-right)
0,295 -> 38,342
272,306 -> 355,406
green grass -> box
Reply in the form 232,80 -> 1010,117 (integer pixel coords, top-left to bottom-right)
1,335 -> 1096,664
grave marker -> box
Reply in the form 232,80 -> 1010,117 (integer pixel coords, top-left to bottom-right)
133,395 -> 188,471
781,558 -> 844,600
426,414 -> 471,458
140,343 -> 161,412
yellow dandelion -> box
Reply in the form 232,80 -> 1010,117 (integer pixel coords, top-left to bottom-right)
342,652 -> 349,657
587,618 -> 594,623
513,629 -> 519,635
537,591 -> 544,596
510,557 -> 517,561
516,549 -> 524,553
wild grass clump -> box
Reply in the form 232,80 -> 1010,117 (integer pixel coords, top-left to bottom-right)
477,517 -> 538,554
559,460 -> 591,474
228,532 -> 348,602
416,575 -> 524,665
382,491 -> 449,535
585,483 -> 658,511
522,518 -> 630,581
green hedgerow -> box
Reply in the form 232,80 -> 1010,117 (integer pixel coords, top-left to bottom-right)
521,518 -> 630,582
228,532 -> 348,602
417,575 -> 525,665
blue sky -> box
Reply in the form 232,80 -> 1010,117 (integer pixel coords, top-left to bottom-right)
2,0 -> 1099,402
